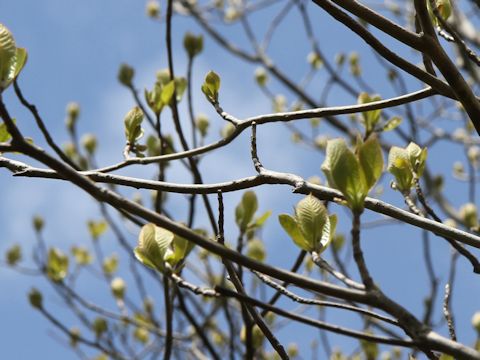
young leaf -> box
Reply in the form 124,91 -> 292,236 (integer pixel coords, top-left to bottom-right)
383,116 -> 402,132
165,235 -> 195,266
201,71 -> 220,103
46,248 -> 69,282
124,107 -> 144,144
316,214 -> 337,254
235,191 -> 258,231
134,223 -> 174,272
406,142 -> 427,176
87,220 -> 108,240
295,194 -> 327,249
160,80 -> 175,105
254,210 -> 272,227
0,24 -> 17,90
278,214 -> 312,251
102,254 -> 119,275
388,146 -> 413,192
358,92 -> 381,134
0,120 -> 13,142
174,77 -> 187,102
322,139 -> 369,210
358,135 -> 383,190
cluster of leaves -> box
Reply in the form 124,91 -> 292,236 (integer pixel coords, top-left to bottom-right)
134,223 -> 195,273
321,135 -> 383,212
387,142 -> 427,193
279,194 -> 337,254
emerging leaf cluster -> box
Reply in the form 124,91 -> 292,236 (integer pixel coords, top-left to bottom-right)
279,194 -> 337,253
321,136 -> 383,211
387,142 -> 427,193
134,223 -> 195,273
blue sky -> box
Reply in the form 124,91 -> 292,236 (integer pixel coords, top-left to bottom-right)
1,1 -> 480,359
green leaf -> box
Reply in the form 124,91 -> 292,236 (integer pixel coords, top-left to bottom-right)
388,146 -> 413,192
358,92 -> 382,133
0,119 -> 14,142
235,191 -> 258,231
165,235 -> 195,266
278,214 -> 312,251
382,116 -> 402,132
295,194 -> 327,249
160,80 -> 176,105
11,47 -> 27,80
174,77 -> 187,102
0,24 -> 17,90
144,85 -> 163,115
406,142 -> 427,176
46,248 -> 69,282
254,210 -> 272,227
71,246 -> 93,265
246,238 -> 266,262
102,254 -> 119,275
321,138 -> 348,190
134,223 -> 174,272
358,135 -> 383,190
322,138 -> 367,211
360,335 -> 379,360
317,214 -> 337,254
124,107 -> 144,144
87,220 -> 108,240
201,70 -> 220,102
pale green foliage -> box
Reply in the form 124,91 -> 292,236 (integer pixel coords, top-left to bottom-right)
246,238 -> 266,262
235,191 -> 271,234
0,120 -> 13,142
279,194 -> 336,253
358,93 -> 382,135
201,70 -> 221,103
360,335 -> 379,360
124,107 -> 145,144
102,253 -> 119,275
427,0 -> 452,26
388,142 -> 427,192
71,246 -> 93,265
46,248 -> 69,282
322,136 -> 383,211
87,220 -> 108,240
134,223 -> 195,273
0,24 -> 27,92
